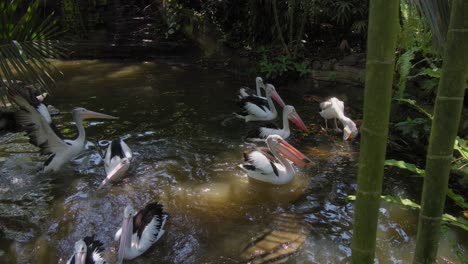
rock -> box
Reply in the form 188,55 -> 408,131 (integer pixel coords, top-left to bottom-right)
312,60 -> 322,70
321,60 -> 335,71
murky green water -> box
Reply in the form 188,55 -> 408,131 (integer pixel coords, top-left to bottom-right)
0,59 -> 466,263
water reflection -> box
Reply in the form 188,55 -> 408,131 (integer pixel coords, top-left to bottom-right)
0,59 -> 466,264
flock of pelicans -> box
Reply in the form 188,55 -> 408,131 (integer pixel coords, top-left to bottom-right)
6,77 -> 358,263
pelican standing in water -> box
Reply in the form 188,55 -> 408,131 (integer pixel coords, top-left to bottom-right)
245,105 -> 308,142
8,88 -> 118,172
67,236 -> 106,264
239,135 -> 312,185
115,202 -> 168,263
100,138 -> 133,187
319,97 -> 344,130
235,84 -> 285,122
318,97 -> 358,140
238,77 -> 266,100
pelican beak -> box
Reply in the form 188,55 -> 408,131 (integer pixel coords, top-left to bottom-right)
118,216 -> 132,264
76,251 -> 86,264
83,110 -> 118,120
36,93 -> 48,102
271,90 -> 286,108
276,139 -> 312,167
100,159 -> 131,187
289,111 -> 308,132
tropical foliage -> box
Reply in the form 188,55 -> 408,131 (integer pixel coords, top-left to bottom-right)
0,0 -> 65,105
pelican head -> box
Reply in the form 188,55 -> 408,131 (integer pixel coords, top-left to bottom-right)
265,84 -> 285,108
72,108 -> 118,121
255,77 -> 265,89
73,240 -> 87,264
341,116 -> 358,141
284,105 -> 308,132
118,205 -> 135,264
266,135 -> 312,167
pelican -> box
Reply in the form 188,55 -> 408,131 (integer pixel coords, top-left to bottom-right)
337,113 -> 358,141
115,202 -> 168,263
235,84 -> 285,122
238,77 -> 266,100
318,97 -> 358,140
245,105 -> 308,142
8,88 -> 118,172
67,236 -> 106,264
239,135 -> 312,185
100,138 -> 133,187
319,97 -> 344,130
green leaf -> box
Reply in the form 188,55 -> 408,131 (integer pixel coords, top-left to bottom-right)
447,189 -> 468,210
347,194 -> 468,231
384,159 -> 425,176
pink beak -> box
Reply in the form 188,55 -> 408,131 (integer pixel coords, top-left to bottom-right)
277,139 -> 312,167
289,111 -> 308,132
271,90 -> 286,108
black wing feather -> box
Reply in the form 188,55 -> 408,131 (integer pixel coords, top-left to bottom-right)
133,202 -> 168,239
83,235 -> 106,264
110,139 -> 125,159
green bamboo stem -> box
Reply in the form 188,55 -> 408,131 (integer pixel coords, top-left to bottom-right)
351,0 -> 399,263
413,1 -> 468,263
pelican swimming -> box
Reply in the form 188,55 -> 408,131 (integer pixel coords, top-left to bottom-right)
8,88 -> 118,172
100,138 -> 133,187
67,236 -> 106,264
238,77 -> 266,100
115,202 -> 168,263
235,84 -> 285,122
245,105 -> 308,142
239,135 -> 312,185
319,97 -> 344,130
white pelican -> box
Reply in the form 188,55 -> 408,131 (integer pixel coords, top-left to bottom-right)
8,88 -> 118,172
245,105 -> 308,142
337,113 -> 358,141
100,138 -> 133,187
235,84 -> 285,122
67,236 -> 106,264
319,97 -> 344,130
239,135 -> 312,185
318,97 -> 358,140
238,77 -> 266,100
115,202 -> 168,263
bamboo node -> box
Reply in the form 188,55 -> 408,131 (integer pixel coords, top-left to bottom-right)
361,127 -> 387,137
357,189 -> 381,197
426,154 -> 453,160
420,214 -> 442,221
351,246 -> 374,254
436,96 -> 464,101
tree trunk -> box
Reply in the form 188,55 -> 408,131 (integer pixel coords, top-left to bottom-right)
351,0 -> 399,263
413,1 -> 468,263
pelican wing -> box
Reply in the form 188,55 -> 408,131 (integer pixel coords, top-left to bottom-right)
245,150 -> 275,175
243,102 -> 269,118
10,89 -> 68,155
120,140 -> 133,159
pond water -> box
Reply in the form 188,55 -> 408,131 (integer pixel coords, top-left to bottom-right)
0,59 -> 466,263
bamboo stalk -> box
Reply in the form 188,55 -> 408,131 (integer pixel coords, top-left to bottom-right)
413,1 -> 468,263
351,0 -> 399,263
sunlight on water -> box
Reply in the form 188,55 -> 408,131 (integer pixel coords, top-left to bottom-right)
0,59 -> 466,264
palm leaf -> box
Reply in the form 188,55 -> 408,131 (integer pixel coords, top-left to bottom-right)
0,0 -> 65,107
410,0 -> 451,52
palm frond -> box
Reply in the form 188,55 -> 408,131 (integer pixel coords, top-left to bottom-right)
0,0 -> 65,107
410,0 -> 450,52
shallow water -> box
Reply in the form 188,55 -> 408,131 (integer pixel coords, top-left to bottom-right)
0,59 -> 466,263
